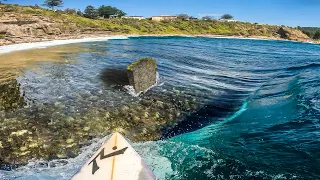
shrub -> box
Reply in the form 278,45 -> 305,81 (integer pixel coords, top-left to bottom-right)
3,4 -> 19,12
314,31 -> 320,39
21,6 -> 36,13
64,8 -> 76,15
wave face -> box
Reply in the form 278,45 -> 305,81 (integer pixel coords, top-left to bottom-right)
1,36 -> 320,179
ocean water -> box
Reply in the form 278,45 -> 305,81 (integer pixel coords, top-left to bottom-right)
1,36 -> 320,179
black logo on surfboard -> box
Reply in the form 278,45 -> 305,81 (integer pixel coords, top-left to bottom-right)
89,147 -> 128,174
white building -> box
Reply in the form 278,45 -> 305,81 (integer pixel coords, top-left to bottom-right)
122,16 -> 145,20
151,15 -> 178,21
219,19 -> 239,22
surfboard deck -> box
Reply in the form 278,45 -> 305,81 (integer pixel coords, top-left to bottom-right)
72,132 -> 156,180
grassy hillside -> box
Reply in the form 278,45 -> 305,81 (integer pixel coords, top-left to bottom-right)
0,4 -> 279,36
0,4 -> 312,44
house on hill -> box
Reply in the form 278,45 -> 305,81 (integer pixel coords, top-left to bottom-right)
218,19 -> 239,22
122,16 -> 145,20
151,15 -> 177,21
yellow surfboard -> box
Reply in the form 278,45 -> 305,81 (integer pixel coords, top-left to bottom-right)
72,133 -> 156,180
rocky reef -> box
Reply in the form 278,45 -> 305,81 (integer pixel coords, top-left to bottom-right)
0,80 -> 26,111
0,83 -> 202,169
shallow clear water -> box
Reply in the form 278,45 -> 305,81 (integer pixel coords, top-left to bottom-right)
1,37 -> 320,179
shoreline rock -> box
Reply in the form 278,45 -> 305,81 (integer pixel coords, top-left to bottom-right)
127,58 -> 157,94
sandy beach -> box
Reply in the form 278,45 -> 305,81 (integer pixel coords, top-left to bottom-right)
1,33 -> 318,55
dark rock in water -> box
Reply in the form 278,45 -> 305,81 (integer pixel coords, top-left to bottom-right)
127,58 -> 157,94
49,160 -> 68,168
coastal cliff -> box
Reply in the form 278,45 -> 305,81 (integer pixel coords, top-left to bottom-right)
0,4 -> 313,46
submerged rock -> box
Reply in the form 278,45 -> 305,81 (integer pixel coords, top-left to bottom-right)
0,84 -> 203,168
127,58 -> 157,94
0,80 -> 26,111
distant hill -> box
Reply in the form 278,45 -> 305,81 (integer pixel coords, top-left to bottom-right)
0,4 -> 313,45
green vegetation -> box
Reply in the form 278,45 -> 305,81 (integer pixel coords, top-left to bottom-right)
76,9 -> 82,16
82,5 -> 126,19
43,0 -> 63,10
0,4 -> 307,40
64,8 -> 76,15
298,27 -> 320,39
177,14 -> 189,20
221,14 -> 233,20
127,58 -> 157,71
313,31 -> 320,39
98,5 -> 126,18
84,5 -> 98,19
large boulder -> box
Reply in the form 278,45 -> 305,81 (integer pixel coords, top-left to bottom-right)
277,27 -> 311,41
127,58 -> 157,94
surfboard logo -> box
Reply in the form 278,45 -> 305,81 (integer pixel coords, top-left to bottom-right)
89,146 -> 128,175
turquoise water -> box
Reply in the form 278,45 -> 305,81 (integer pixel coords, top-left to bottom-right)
1,37 -> 320,179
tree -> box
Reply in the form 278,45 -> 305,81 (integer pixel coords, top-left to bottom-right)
221,14 -> 233,20
43,0 -> 63,11
116,9 -> 126,17
202,16 -> 214,21
177,14 -> 189,20
84,5 -> 98,19
303,31 -> 311,38
314,31 -> 320,39
64,8 -> 76,15
97,5 -> 126,18
76,9 -> 83,16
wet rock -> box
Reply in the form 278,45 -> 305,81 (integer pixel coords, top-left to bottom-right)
0,83 -> 204,167
0,80 -> 26,111
89,96 -> 99,102
127,58 -> 157,94
49,160 -> 68,168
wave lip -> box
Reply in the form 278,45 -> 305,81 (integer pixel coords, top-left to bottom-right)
0,36 -> 129,54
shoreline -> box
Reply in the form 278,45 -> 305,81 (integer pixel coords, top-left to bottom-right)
0,33 -> 317,54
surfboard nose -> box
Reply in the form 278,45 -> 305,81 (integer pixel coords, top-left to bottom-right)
72,132 -> 156,180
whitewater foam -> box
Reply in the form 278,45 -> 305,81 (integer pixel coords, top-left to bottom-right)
0,36 -> 129,54
0,135 -> 174,180
0,135 -> 110,179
